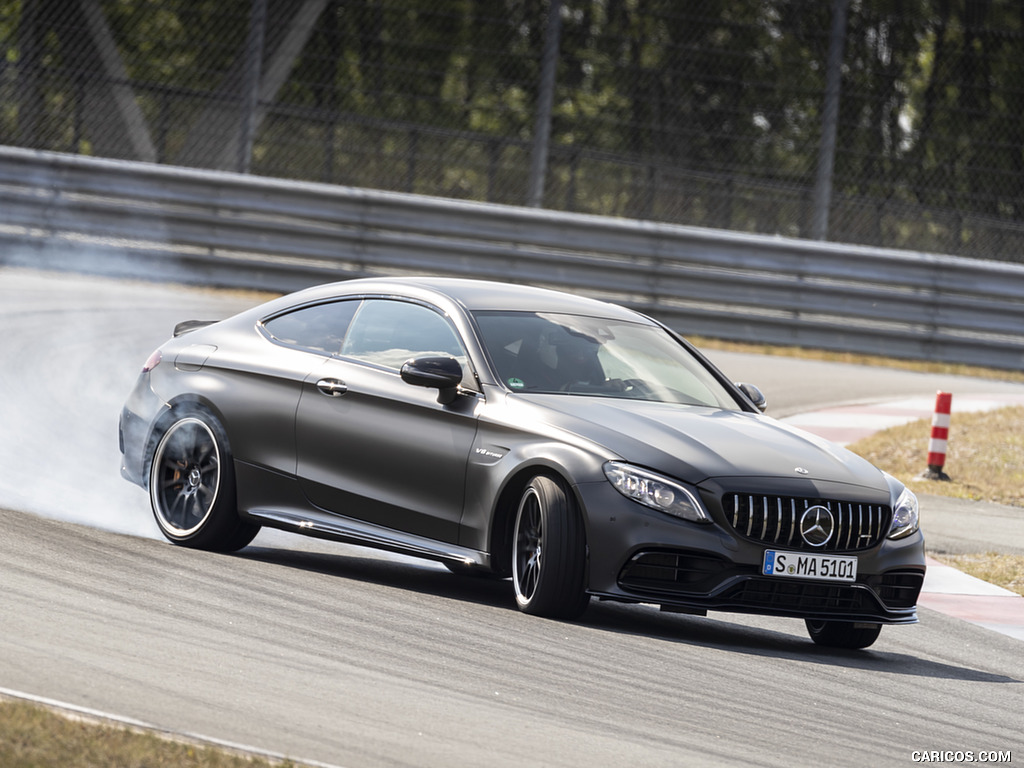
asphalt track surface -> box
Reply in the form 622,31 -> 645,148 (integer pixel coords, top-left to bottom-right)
2,268 -> 1023,767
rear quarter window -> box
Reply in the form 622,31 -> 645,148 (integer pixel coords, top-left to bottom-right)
262,300 -> 361,355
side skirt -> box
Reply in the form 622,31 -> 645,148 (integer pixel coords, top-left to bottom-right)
242,506 -> 491,569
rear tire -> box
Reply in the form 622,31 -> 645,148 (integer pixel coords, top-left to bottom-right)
805,619 -> 881,649
149,410 -> 259,552
512,475 -> 589,618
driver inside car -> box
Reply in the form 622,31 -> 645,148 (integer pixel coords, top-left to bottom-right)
537,325 -> 606,391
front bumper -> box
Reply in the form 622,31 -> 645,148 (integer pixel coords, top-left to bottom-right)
577,481 -> 925,625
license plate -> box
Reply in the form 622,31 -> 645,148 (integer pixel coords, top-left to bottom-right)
762,550 -> 857,582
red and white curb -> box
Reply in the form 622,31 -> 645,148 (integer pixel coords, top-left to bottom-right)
781,393 -> 1024,447
782,394 -> 1024,642
918,557 -> 1024,642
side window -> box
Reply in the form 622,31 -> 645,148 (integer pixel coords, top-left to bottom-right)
341,300 -> 472,384
262,300 -> 360,355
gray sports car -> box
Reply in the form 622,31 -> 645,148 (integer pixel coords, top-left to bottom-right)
119,277 -> 925,648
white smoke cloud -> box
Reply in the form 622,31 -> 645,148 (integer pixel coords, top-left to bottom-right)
0,266 -> 263,539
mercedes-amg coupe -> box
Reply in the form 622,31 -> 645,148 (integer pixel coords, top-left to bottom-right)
119,277 -> 925,648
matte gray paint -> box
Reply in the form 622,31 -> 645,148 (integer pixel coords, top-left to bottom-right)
119,277 -> 925,624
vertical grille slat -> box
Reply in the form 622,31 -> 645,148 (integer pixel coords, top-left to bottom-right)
774,498 -> 783,544
722,493 -> 892,552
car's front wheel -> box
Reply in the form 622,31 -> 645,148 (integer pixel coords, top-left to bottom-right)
805,619 -> 882,649
512,475 -> 589,618
149,410 -> 259,552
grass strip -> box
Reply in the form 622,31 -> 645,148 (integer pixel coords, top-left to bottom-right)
0,699 -> 308,768
848,405 -> 1024,595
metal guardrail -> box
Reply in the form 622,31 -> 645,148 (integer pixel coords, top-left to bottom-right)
1,146 -> 1023,371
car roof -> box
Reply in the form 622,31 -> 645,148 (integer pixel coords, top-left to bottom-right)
288,276 -> 650,322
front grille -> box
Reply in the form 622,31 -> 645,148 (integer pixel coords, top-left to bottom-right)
723,493 -> 891,552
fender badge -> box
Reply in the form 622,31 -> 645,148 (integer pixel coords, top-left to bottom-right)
795,467 -> 809,475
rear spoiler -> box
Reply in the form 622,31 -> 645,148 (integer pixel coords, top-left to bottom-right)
173,320 -> 218,337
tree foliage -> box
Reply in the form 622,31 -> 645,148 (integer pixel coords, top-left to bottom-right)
0,0 -> 1021,259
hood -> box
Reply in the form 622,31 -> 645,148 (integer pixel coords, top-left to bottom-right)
520,395 -> 886,491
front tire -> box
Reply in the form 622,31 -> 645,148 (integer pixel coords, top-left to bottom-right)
805,619 -> 881,649
149,410 -> 259,552
512,475 -> 589,618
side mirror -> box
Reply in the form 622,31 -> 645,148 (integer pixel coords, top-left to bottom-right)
736,382 -> 767,413
401,356 -> 464,404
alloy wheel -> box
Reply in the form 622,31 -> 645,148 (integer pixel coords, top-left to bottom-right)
513,486 -> 543,604
150,417 -> 221,536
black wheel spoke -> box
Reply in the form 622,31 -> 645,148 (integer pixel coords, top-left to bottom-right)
169,487 -> 189,526
194,440 -> 215,468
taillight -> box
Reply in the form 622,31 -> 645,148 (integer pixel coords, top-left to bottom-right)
142,349 -> 162,372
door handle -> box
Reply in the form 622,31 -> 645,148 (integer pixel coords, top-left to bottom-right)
316,378 -> 348,397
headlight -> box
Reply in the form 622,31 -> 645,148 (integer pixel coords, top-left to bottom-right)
603,462 -> 710,523
888,485 -> 920,539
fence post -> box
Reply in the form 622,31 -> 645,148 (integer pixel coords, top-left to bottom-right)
526,0 -> 563,208
17,0 -> 43,148
810,0 -> 850,240
238,0 -> 267,174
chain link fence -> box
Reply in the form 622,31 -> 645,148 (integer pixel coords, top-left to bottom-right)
2,0 -> 1023,262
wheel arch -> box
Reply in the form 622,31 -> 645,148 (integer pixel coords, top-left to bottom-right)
487,458 -> 593,581
145,394 -> 260,551
142,394 -> 232,487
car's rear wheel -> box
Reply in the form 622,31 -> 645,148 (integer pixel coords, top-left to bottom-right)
805,619 -> 882,649
149,410 -> 259,552
512,475 -> 589,618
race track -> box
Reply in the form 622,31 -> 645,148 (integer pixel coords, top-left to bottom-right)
1,268 -> 1021,767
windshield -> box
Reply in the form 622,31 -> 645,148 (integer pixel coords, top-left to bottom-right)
473,311 -> 741,409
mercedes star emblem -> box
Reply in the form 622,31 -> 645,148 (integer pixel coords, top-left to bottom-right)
799,505 -> 835,547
